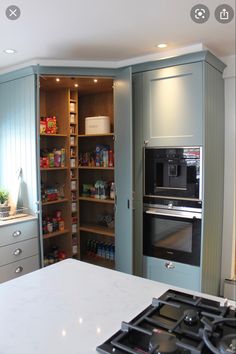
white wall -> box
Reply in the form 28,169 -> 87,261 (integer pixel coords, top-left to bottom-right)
221,55 -> 236,292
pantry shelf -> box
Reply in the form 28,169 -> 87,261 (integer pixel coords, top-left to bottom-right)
40,134 -> 67,137
82,255 -> 115,270
79,197 -> 115,204
78,166 -> 114,170
42,198 -> 69,206
40,167 -> 67,171
79,224 -> 115,237
43,229 -> 70,240
78,133 -> 114,138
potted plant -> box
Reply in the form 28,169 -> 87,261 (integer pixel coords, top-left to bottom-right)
0,188 -> 10,218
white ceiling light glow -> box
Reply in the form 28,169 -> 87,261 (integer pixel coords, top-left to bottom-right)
157,44 -> 167,48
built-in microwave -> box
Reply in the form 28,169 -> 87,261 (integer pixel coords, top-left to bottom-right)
144,147 -> 202,201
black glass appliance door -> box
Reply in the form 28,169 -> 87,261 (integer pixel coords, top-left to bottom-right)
143,210 -> 201,266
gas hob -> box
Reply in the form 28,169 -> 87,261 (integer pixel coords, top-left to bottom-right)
97,289 -> 236,354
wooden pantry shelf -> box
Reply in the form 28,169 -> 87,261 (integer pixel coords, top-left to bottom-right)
42,198 -> 69,206
79,224 -> 115,237
82,255 -> 115,270
79,197 -> 115,204
43,229 -> 70,240
78,166 -> 114,170
40,134 -> 67,137
78,133 -> 114,138
40,167 -> 67,171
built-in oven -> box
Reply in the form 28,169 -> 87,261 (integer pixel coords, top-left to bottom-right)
143,204 -> 202,266
144,147 -> 202,201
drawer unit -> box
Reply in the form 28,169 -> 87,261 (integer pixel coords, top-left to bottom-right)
0,219 -> 38,247
0,238 -> 38,267
0,255 -> 39,283
143,256 -> 200,291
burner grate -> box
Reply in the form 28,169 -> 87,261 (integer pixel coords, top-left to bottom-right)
97,289 -> 236,354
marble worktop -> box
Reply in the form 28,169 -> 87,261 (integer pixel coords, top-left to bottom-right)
0,259 -> 232,354
0,214 -> 37,227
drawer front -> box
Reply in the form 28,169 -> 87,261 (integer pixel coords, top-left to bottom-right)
0,238 -> 39,267
0,255 -> 39,283
0,220 -> 38,247
143,256 -> 200,291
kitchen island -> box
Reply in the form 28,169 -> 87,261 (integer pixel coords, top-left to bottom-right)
0,259 -> 233,354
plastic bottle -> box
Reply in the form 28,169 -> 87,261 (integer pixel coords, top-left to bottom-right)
110,182 -> 115,200
108,150 -> 114,167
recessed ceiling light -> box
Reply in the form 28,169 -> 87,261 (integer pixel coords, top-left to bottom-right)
3,49 -> 17,54
74,84 -> 79,87
157,43 -> 167,49
94,79 -> 98,83
56,78 -> 60,82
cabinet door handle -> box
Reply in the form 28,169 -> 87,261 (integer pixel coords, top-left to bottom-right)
12,230 -> 21,237
165,262 -> 175,270
15,266 -> 23,274
13,248 -> 22,256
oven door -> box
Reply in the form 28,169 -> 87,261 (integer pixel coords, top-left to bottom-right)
143,208 -> 201,266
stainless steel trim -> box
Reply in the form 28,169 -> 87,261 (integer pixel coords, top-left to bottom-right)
15,266 -> 23,274
165,261 -> 175,269
12,230 -> 21,237
144,146 -> 202,150
155,186 -> 187,191
144,194 -> 202,202
13,248 -> 22,256
143,146 -> 146,196
144,208 -> 202,219
143,203 -> 202,213
199,147 -> 203,201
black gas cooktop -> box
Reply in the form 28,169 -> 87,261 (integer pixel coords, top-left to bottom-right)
97,289 -> 236,354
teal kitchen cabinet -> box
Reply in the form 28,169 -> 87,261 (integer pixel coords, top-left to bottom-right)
133,52 -> 226,295
143,256 -> 201,292
142,62 -> 203,147
0,66 -> 133,275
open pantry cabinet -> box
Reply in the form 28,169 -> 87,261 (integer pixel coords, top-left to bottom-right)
38,68 -> 133,273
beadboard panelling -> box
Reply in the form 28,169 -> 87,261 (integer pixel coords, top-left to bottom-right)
0,75 -> 37,214
201,62 -> 225,295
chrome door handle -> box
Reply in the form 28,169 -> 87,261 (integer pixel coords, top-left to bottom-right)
13,248 -> 22,256
15,266 -> 23,274
165,262 -> 175,270
12,230 -> 21,237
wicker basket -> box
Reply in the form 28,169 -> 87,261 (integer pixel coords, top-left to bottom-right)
0,205 -> 11,218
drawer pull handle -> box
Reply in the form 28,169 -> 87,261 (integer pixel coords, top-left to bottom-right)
12,230 -> 21,237
13,248 -> 22,256
165,262 -> 175,270
15,266 -> 23,274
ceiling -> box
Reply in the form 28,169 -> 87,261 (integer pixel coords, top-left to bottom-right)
0,0 -> 235,71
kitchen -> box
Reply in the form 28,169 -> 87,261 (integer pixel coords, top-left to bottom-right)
0,0 -> 235,353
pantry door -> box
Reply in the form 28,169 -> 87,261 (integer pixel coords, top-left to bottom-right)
114,67 -> 133,275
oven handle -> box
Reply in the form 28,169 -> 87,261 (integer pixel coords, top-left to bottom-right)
144,209 -> 202,220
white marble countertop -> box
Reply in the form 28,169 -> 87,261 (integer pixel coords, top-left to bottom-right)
0,259 -> 232,354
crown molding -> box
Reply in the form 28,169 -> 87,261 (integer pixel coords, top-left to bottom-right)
0,43 -> 205,75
